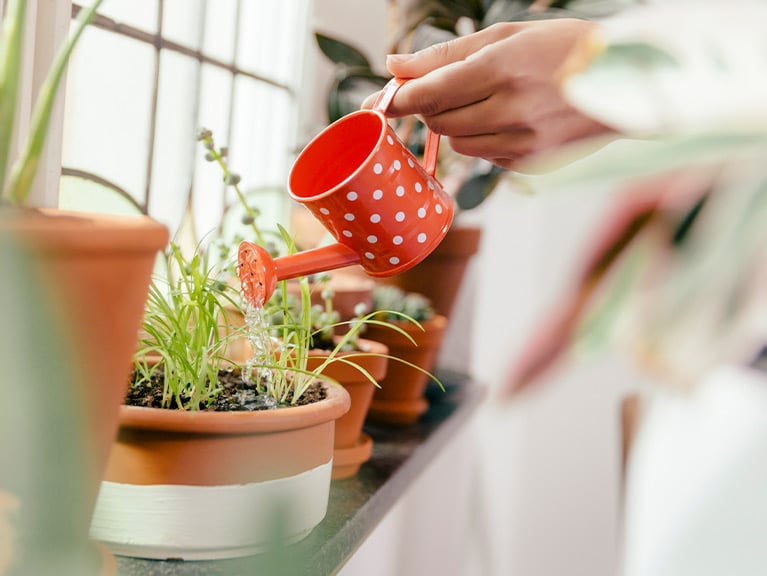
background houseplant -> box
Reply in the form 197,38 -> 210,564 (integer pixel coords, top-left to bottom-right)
1,0 -> 169,572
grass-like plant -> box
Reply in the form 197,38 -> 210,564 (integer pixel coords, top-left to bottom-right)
1,0 -> 103,206
133,243 -> 244,410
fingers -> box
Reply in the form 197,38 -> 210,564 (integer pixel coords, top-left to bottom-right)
420,85 -> 561,137
386,22 -> 523,78
379,23 -> 529,118
447,131 -> 535,167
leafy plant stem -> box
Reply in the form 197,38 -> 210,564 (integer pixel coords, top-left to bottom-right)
0,0 -> 26,195
4,0 -> 104,205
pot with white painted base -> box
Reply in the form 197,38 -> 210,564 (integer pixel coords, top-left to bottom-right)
89,381 -> 350,560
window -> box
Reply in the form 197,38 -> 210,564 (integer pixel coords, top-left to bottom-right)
58,0 -> 311,242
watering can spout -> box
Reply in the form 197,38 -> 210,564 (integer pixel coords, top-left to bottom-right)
238,241 -> 361,307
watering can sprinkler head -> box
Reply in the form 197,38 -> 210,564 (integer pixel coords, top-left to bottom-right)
238,242 -> 277,308
237,240 -> 365,307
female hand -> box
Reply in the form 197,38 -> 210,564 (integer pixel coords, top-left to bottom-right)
365,19 -> 616,171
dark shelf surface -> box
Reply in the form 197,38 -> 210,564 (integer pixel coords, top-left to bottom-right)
115,371 -> 484,576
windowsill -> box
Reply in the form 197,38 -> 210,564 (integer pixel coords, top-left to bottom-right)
114,370 -> 484,575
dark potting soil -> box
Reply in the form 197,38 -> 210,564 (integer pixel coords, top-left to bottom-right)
125,366 -> 326,412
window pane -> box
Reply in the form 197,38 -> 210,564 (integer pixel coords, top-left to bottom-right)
62,27 -> 155,207
237,0 -> 308,86
230,77 -> 293,190
96,0 -> 159,34
192,64 -> 234,240
202,0 -> 238,63
162,0 -> 204,49
61,1 -> 308,246
148,51 -> 200,235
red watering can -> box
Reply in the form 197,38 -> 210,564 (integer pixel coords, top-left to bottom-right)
238,78 -> 454,307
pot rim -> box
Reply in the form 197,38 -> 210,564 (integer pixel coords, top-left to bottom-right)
119,380 -> 350,434
0,208 -> 169,253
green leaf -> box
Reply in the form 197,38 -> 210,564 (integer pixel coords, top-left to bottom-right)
596,41 -> 680,70
0,231 -> 98,574
0,0 -> 26,200
315,32 -> 371,69
454,164 -> 504,210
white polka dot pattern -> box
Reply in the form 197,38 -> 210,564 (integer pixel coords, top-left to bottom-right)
300,121 -> 453,276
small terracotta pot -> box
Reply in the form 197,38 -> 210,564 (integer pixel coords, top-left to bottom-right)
90,381 -> 350,560
362,315 -> 448,426
378,225 -> 481,318
306,339 -> 389,479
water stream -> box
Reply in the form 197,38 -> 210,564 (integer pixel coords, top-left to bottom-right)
242,302 -> 274,392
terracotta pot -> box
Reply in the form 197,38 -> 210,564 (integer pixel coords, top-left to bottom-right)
2,209 -> 167,518
89,381 -> 350,560
306,339 -> 389,479
362,315 -> 448,426
379,225 -> 481,318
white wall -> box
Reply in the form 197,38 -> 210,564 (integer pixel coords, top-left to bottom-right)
308,3 -> 646,575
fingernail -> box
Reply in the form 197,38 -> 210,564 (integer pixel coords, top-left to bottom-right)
386,53 -> 412,65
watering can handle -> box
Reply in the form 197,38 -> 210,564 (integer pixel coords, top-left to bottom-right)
372,77 -> 441,178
